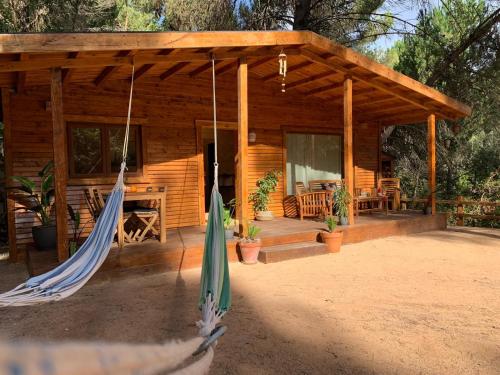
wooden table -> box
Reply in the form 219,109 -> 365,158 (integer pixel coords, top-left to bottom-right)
354,195 -> 388,216
117,191 -> 167,249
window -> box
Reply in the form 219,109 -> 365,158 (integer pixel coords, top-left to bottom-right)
68,123 -> 141,178
286,132 -> 342,195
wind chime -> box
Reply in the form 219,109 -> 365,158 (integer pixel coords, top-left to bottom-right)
278,50 -> 287,93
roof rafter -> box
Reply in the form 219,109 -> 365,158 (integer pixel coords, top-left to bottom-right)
305,81 -> 343,96
285,71 -> 339,90
133,49 -> 172,81
301,49 -> 453,120
61,51 -> 79,85
94,50 -> 135,86
159,61 -> 190,80
261,60 -> 312,82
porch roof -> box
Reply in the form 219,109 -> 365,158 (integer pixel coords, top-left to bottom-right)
0,31 -> 471,125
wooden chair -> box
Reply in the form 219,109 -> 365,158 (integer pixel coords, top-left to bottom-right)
84,187 -> 135,243
308,179 -> 342,192
83,187 -> 106,221
295,181 -> 308,195
378,178 -> 401,210
296,191 -> 333,220
131,189 -> 162,242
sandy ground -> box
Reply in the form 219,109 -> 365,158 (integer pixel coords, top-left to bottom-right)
0,227 -> 499,375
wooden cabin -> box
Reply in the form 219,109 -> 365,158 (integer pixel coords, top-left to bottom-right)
0,31 -> 471,265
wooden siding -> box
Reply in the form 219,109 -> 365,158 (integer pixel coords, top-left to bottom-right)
7,73 -> 380,254
354,124 -> 379,190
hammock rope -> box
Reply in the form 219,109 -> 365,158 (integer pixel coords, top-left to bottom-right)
0,59 -> 231,374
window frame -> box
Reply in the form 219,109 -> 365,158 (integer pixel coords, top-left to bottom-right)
67,122 -> 143,180
282,126 -> 344,197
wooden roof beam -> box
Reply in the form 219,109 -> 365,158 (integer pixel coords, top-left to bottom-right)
261,60 -> 312,82
285,70 -> 339,90
94,50 -> 135,86
248,56 -> 275,70
215,60 -> 237,75
16,53 -> 28,94
305,81 -> 344,96
189,60 -> 223,77
133,49 -> 172,81
159,61 -> 190,80
301,49 -> 452,120
0,48 -> 301,74
61,52 -> 79,85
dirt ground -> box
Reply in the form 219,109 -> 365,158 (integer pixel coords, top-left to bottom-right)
1,227 -> 499,375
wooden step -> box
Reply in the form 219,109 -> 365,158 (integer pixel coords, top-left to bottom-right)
260,231 -> 320,247
258,241 -> 329,264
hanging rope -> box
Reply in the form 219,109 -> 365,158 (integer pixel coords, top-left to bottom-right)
122,64 -> 135,165
211,57 -> 219,191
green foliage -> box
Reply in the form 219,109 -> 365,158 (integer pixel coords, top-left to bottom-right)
325,216 -> 337,233
247,223 -> 261,241
384,0 -> 499,214
223,198 -> 236,229
333,182 -> 352,219
249,170 -> 282,212
11,161 -> 55,226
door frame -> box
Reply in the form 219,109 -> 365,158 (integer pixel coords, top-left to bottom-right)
195,120 -> 238,224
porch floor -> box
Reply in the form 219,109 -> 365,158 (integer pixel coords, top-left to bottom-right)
26,211 -> 447,277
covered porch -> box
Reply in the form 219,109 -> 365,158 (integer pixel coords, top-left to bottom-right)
0,31 -> 470,265
27,212 -> 447,276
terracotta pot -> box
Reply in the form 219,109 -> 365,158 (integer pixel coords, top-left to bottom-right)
320,231 -> 343,253
239,239 -> 261,264
255,210 -> 274,221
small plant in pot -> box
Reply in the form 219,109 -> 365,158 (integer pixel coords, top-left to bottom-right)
249,170 -> 282,221
238,223 -> 262,264
223,198 -> 236,240
10,161 -> 55,250
334,182 -> 352,225
320,216 -> 343,253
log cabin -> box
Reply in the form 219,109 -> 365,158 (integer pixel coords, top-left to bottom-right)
0,31 -> 471,268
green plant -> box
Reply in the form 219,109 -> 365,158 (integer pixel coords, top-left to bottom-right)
223,198 -> 236,229
11,161 -> 55,226
249,170 -> 282,212
246,224 -> 261,241
333,181 -> 352,219
325,216 -> 337,233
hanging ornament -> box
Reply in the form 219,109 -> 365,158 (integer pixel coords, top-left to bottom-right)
278,50 -> 287,93
452,122 -> 461,135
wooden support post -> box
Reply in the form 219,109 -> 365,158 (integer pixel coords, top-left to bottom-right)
236,57 -> 249,236
457,195 -> 464,226
343,77 -> 355,224
51,68 -> 69,262
427,114 -> 436,215
1,88 -> 17,261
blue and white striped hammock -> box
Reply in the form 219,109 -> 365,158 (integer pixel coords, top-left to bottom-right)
0,60 -> 232,374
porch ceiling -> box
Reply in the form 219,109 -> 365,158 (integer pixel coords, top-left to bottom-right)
0,31 -> 471,125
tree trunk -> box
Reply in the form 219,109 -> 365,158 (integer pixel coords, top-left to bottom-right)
293,0 -> 312,30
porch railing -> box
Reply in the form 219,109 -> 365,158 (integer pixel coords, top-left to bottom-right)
400,196 -> 500,225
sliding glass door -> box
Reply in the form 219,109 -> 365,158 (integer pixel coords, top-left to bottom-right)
286,132 -> 342,195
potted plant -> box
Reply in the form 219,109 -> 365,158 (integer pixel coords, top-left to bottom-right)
10,161 -> 55,250
320,216 -> 343,253
334,182 -> 352,225
249,170 -> 282,221
238,223 -> 262,264
223,198 -> 236,240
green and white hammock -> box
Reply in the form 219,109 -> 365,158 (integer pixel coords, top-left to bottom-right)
0,60 -> 231,374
